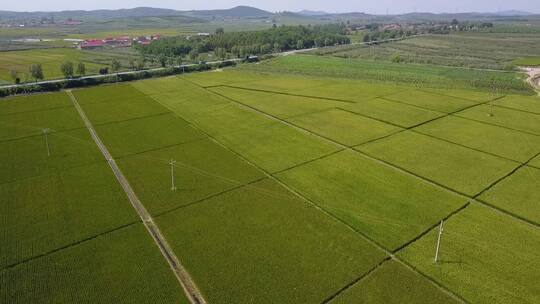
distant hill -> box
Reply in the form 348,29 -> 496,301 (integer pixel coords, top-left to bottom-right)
0,6 -> 536,23
0,7 -> 191,20
183,6 -> 273,18
296,10 -> 330,16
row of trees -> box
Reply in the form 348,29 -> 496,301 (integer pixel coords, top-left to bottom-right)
136,24 -> 351,59
9,60 -> 122,84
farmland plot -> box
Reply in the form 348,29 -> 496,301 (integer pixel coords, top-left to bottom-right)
414,116 -> 540,162
530,155 -> 540,168
94,114 -> 204,157
209,86 -> 345,119
0,92 -> 71,115
341,98 -> 444,128
277,150 -> 466,250
215,122 -> 340,173
493,95 -> 540,115
73,84 -> 143,105
0,106 -> 84,141
288,108 -> 402,146
384,90 -> 477,113
330,260 -> 459,304
0,128 -> 103,184
77,95 -> 170,126
456,104 -> 540,135
0,162 -> 137,269
399,204 -> 540,304
156,179 -> 387,304
478,166 -> 540,224
1,224 -> 187,303
357,131 -> 518,196
116,139 -> 264,215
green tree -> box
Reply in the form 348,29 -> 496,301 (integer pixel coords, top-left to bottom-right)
175,56 -> 183,67
215,27 -> 224,35
76,62 -> 86,76
296,40 -> 304,50
29,64 -> 44,82
9,69 -> 20,84
214,47 -> 227,60
189,49 -> 199,61
158,54 -> 167,67
391,53 -> 403,63
60,61 -> 74,78
128,58 -> 136,70
111,59 -> 121,73
110,59 -> 121,82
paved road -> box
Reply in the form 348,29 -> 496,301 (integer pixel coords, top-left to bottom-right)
1,35 -> 423,90
67,90 -> 206,304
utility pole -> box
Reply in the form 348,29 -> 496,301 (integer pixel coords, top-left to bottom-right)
488,79 -> 496,117
169,159 -> 177,191
43,128 -> 50,156
434,220 -> 444,263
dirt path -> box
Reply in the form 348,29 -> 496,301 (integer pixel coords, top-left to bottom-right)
522,67 -> 540,95
67,90 -> 206,304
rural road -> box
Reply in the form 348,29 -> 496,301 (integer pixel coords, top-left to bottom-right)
522,67 -> 540,95
0,35 -> 420,90
67,90 -> 206,304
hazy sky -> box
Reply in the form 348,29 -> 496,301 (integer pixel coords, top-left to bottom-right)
3,0 -> 540,14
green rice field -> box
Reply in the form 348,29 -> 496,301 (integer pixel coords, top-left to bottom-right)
1,57 -> 539,303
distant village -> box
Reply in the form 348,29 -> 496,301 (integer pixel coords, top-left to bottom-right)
75,35 -> 163,50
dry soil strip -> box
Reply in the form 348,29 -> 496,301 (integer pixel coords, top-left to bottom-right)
67,90 -> 206,304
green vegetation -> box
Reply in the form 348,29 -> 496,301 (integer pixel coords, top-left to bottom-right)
1,224 -> 187,303
240,55 -> 532,93
494,95 -> 540,114
341,98 -> 444,128
330,260 -> 459,304
0,128 -> 103,184
312,33 -> 540,70
209,86 -> 346,118
478,166 -> 540,224
277,150 -> 466,250
456,104 -> 540,135
513,57 -> 540,66
288,108 -> 402,146
414,116 -> 540,162
0,48 -> 126,83
157,179 -> 387,303
357,131 -> 518,196
384,89 -> 479,113
399,204 -> 540,304
117,139 -> 265,215
0,162 -> 138,268
3,50 -> 539,303
137,24 -> 350,59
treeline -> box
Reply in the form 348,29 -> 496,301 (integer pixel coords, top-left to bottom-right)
136,25 -> 350,59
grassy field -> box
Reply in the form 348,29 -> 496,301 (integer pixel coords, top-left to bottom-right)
277,150 -> 466,251
1,224 -> 187,303
357,131 -> 518,196
399,204 -> 540,304
311,33 -> 540,70
330,260 -> 459,303
240,55 -> 533,93
157,178 -> 388,303
414,116 -> 540,162
478,166 -> 540,224
0,48 -> 126,83
513,57 -> 540,66
2,55 -> 539,303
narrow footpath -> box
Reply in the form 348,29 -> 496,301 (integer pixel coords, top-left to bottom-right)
67,90 -> 206,304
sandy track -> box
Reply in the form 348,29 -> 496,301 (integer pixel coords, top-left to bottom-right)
67,90 -> 206,304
